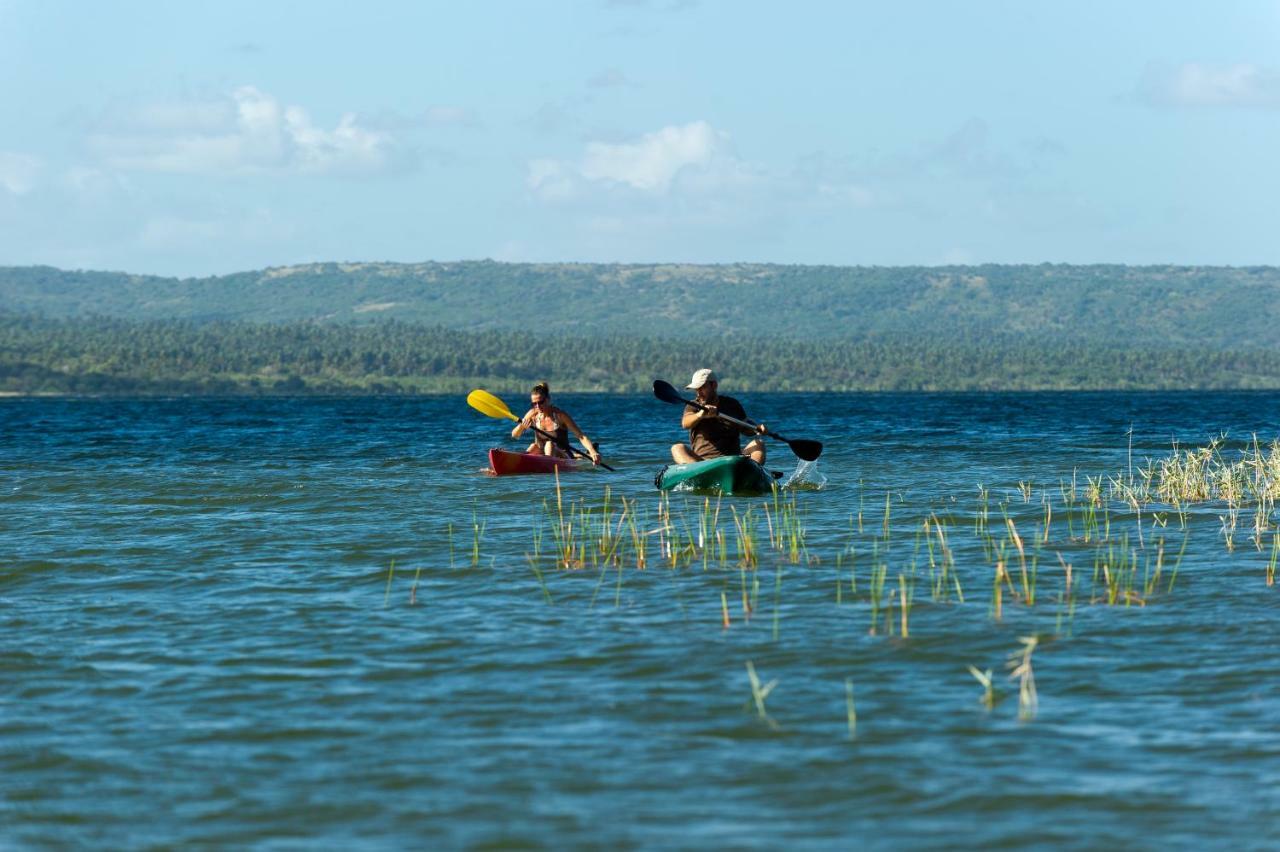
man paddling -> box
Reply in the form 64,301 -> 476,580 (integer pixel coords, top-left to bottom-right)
670,369 -> 767,465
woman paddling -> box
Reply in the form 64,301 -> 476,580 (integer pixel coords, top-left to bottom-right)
512,382 -> 602,465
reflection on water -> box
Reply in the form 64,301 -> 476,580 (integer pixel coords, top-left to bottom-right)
3,392 -> 1280,847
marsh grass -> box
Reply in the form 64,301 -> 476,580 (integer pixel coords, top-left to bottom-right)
897,573 -> 912,637
471,507 -> 486,568
1267,530 -> 1279,587
967,665 -> 997,709
1119,436 -> 1280,533
528,555 -> 553,604
869,557 -> 888,634
1008,636 -> 1039,721
383,559 -> 396,607
845,679 -> 857,740
924,515 -> 963,602
745,661 -> 779,730
484,434 -> 1273,641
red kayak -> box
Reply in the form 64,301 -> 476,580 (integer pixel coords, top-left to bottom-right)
487,448 -> 581,476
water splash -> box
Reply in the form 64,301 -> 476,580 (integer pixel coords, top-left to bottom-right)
783,460 -> 827,490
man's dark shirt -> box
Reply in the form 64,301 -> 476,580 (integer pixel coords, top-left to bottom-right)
686,395 -> 748,459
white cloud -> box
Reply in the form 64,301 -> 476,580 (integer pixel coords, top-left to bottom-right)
0,151 -> 41,195
530,120 -> 731,198
88,86 -> 401,176
582,121 -> 723,190
526,158 -> 579,201
1139,62 -> 1280,108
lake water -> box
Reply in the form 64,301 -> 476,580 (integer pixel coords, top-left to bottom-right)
3,392 -> 1280,848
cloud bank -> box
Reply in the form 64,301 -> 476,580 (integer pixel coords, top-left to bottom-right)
88,86 -> 403,176
528,120 -> 740,198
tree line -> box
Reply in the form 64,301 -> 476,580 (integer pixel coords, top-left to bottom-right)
2,314 -> 1278,395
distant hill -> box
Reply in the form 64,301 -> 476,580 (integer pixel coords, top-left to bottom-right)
3,261 -> 1279,347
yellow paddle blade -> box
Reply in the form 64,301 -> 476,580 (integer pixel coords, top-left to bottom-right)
467,389 -> 520,422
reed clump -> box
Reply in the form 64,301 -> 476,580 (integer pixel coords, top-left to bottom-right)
745,661 -> 780,730
526,482 -> 816,577
424,433 -> 1279,632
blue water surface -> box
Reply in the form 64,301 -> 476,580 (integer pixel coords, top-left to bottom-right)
3,392 -> 1280,848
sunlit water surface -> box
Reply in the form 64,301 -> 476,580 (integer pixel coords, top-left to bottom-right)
3,393 -> 1280,848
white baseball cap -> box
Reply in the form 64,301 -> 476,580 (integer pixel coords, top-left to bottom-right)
686,368 -> 718,389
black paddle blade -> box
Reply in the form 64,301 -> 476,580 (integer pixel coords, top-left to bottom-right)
652,379 -> 687,405
786,439 -> 823,462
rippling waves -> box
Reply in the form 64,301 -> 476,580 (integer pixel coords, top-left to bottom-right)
3,393 -> 1280,847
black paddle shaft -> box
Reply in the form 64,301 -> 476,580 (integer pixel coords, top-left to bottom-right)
651,380 -> 823,462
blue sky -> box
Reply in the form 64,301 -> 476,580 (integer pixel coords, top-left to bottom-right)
1,0 -> 1278,275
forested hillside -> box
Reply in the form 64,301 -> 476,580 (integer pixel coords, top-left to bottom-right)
4,315 -> 1279,395
3,262 -> 1279,348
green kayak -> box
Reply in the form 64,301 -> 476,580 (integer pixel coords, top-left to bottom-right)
654,455 -> 778,495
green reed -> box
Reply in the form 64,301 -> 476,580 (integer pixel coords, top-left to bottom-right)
869,555 -> 888,635
898,572 -> 913,637
461,429 -> 1280,645
471,506 -> 485,568
745,661 -> 779,730
1064,482 -> 1077,540
975,483 -> 990,535
1054,554 -> 1076,636
383,558 -> 396,607
527,555 -> 553,604
845,678 -> 857,740
1267,531 -> 1279,587
410,563 -> 422,605
857,479 -> 865,534
1009,636 -> 1039,721
731,506 -> 759,568
928,515 -> 963,602
835,552 -> 844,605
967,665 -> 996,710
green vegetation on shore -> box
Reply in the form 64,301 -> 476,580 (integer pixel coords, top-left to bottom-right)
3,314 -> 1279,395
4,261 -> 1280,347
3,261 -> 1279,393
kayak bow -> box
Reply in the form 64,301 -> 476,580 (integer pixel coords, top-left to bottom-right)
488,448 -> 581,476
654,455 -> 777,495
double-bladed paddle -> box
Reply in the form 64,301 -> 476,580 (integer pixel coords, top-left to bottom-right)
652,379 -> 823,462
467,389 -> 615,471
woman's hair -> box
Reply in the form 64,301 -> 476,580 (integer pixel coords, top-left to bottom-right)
531,382 -> 551,398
